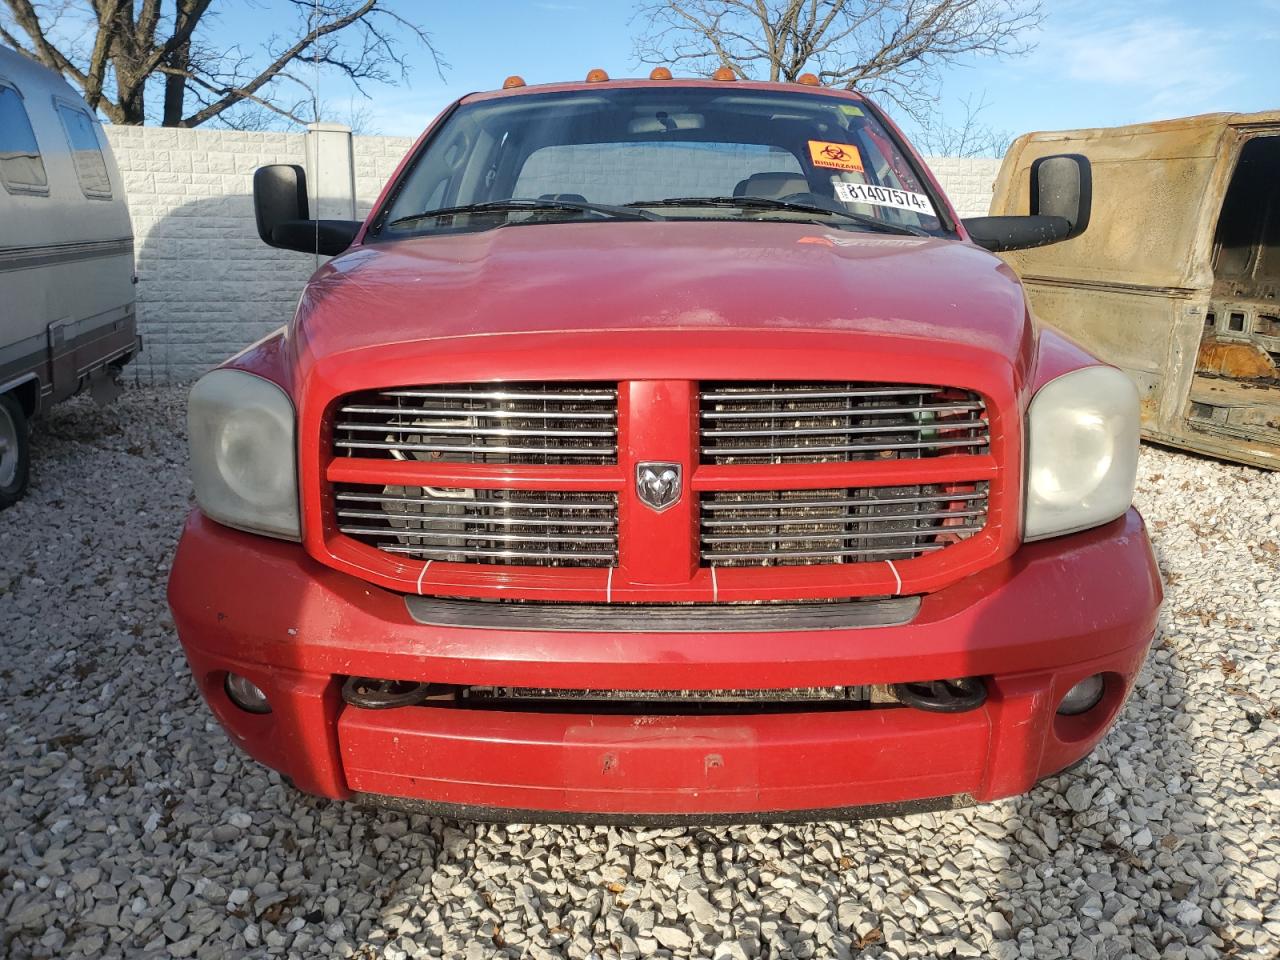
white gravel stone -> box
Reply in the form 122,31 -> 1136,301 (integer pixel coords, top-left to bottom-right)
1,388 -> 1278,959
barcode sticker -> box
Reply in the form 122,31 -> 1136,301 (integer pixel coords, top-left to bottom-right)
834,180 -> 934,216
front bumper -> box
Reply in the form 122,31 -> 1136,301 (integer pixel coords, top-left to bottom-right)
168,508 -> 1161,820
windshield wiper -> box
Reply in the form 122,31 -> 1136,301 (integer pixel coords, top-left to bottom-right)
386,198 -> 663,229
626,196 -> 928,236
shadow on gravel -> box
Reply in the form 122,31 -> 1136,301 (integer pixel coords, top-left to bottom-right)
325,453 -> 1247,960
2,405 -> 1272,957
986,612 -> 1233,960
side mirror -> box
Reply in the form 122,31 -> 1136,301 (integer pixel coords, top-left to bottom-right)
964,153 -> 1092,252
252,164 -> 360,256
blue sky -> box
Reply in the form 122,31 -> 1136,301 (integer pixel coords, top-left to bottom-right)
215,0 -> 1279,142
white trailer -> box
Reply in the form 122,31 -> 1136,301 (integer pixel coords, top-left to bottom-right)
0,45 -> 138,507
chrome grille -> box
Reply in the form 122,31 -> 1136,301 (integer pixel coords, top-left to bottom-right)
334,383 -> 618,464
336,485 -> 617,566
700,484 -> 988,567
700,381 -> 988,464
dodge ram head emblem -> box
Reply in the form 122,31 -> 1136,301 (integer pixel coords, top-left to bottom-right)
636,462 -> 682,512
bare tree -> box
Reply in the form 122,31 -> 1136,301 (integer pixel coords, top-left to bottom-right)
0,0 -> 442,127
912,92 -> 1011,157
632,0 -> 1042,122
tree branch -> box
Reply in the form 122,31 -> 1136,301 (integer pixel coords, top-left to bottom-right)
2,0 -> 444,128
3,0 -> 88,83
155,63 -> 312,126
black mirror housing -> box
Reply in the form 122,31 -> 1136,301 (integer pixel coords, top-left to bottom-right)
1031,153 -> 1091,239
252,164 -> 360,256
965,153 -> 1092,253
271,219 -> 362,257
962,215 -> 1074,252
254,165 -> 309,243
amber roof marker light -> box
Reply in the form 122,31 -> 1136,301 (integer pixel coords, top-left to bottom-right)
797,72 -> 821,86
712,66 -> 737,81
649,67 -> 673,80
585,68 -> 609,83
502,75 -> 525,89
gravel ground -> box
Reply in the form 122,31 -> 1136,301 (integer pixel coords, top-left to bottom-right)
1,385 -> 1278,960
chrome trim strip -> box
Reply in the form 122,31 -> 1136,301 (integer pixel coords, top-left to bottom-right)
339,526 -> 617,545
336,508 -> 615,528
336,491 -> 615,511
701,403 -> 985,419
0,237 -> 133,273
380,388 -> 616,402
701,545 -> 945,561
336,440 -> 617,455
405,595 -> 921,632
340,405 -> 617,420
701,387 -> 943,401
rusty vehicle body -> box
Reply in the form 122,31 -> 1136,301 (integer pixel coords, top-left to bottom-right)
990,111 -> 1280,470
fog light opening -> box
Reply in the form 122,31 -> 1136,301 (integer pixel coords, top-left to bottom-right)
1057,674 -> 1105,716
225,673 -> 272,714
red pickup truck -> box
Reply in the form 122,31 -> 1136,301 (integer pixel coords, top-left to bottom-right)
167,73 -> 1162,823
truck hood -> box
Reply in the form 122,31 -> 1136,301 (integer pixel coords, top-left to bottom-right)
292,220 -> 1032,371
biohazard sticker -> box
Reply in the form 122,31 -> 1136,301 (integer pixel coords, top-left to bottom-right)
808,140 -> 864,172
833,180 -> 934,216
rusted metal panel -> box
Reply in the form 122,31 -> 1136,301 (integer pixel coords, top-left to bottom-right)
992,111 -> 1280,470
1195,341 -> 1277,379
992,116 -> 1229,291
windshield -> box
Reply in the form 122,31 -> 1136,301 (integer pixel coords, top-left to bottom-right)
372,86 -> 950,240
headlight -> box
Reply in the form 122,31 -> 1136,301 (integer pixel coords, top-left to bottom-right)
1024,365 -> 1139,541
188,369 -> 300,540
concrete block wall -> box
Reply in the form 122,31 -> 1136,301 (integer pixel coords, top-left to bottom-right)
104,125 -> 1000,381
105,127 -> 414,382
925,157 -> 1003,219
106,127 -> 309,382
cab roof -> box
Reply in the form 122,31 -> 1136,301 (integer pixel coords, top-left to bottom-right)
460,75 -> 871,107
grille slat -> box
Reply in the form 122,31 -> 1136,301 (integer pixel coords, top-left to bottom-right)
337,423 -> 617,438
702,439 -> 984,456
703,387 -> 941,401
704,546 -> 948,561
700,484 -> 988,567
379,388 -> 617,401
336,491 -> 614,511
336,508 -> 614,528
702,525 -> 986,544
334,382 -> 618,465
702,404 -> 984,420
337,526 -> 617,545
704,418 -> 989,436
336,440 -> 618,456
380,545 -> 615,562
334,485 -> 618,567
340,405 -> 617,420
700,381 -> 989,464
